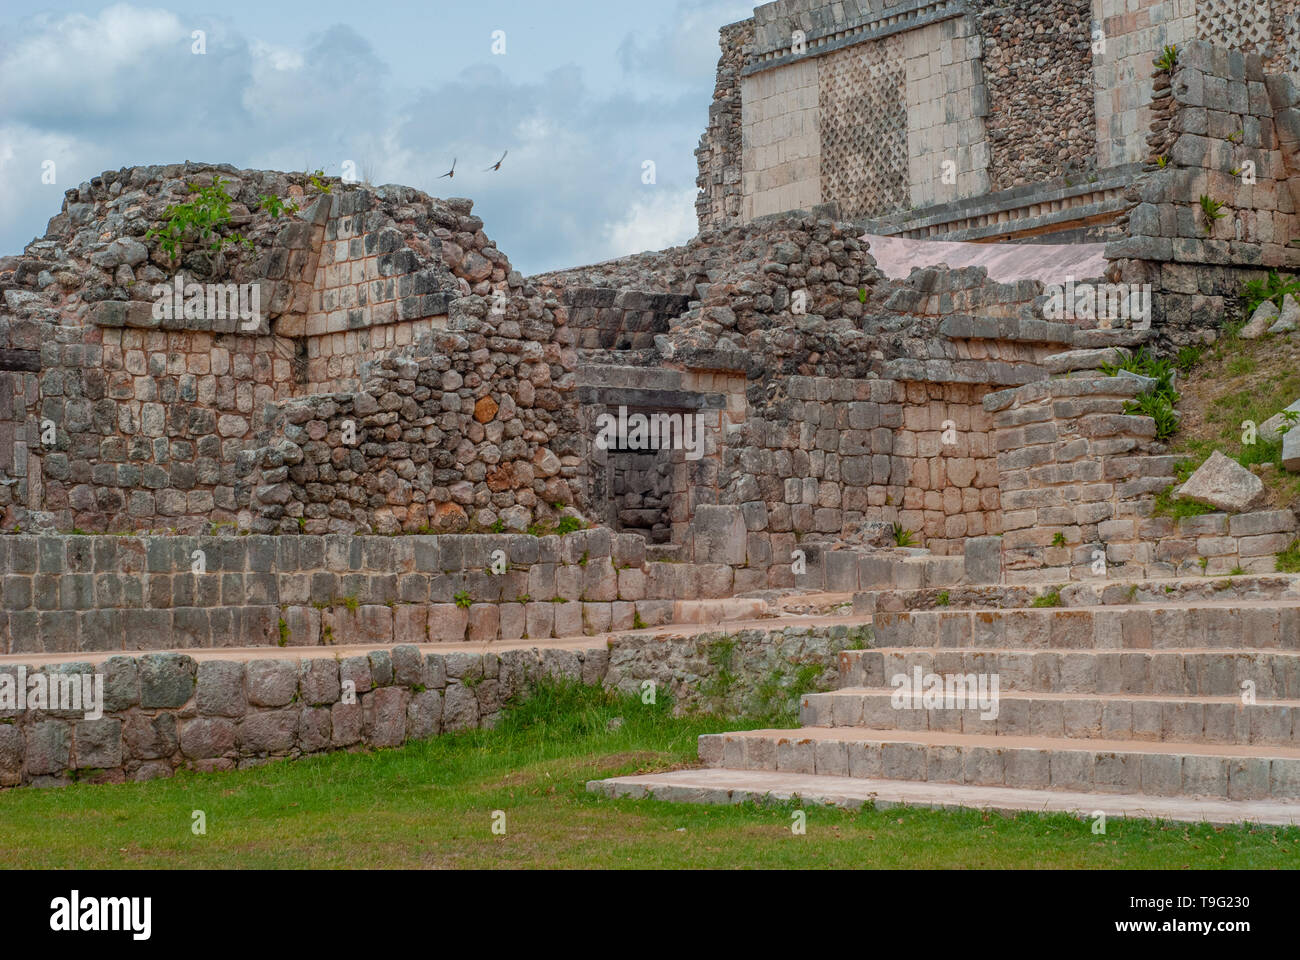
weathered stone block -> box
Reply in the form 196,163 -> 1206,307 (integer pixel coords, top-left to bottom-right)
73,718 -> 122,769
691,505 -> 747,564
138,653 -> 196,709
238,709 -> 299,755
180,717 -> 236,759
298,658 -> 340,706
196,660 -> 246,717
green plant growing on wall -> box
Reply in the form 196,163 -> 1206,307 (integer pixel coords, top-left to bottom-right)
1227,130 -> 1243,145
1100,348 -> 1180,441
846,626 -> 872,649
1198,195 -> 1227,234
700,637 -> 739,706
556,516 -> 582,535
891,523 -> 916,547
1174,344 -> 1205,373
258,194 -> 299,219
1276,539 -> 1300,574
1031,587 -> 1063,608
454,590 -> 472,609
1155,155 -> 1168,168
1154,44 -> 1178,72
1051,532 -> 1067,548
1242,270 -> 1300,314
146,176 -> 252,261
308,169 -> 332,194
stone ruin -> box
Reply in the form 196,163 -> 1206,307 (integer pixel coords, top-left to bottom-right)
2,6 -> 1300,824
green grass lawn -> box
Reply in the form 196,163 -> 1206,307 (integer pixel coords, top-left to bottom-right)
2,683 -> 1298,869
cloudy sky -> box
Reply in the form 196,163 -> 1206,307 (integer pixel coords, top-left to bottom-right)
0,0 -> 753,275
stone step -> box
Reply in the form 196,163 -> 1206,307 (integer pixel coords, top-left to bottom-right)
799,687 -> 1300,746
869,602 -> 1300,651
839,647 -> 1300,698
854,571 -> 1300,615
588,768 -> 1300,826
697,727 -> 1300,800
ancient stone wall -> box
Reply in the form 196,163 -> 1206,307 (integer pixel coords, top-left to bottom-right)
974,0 -> 1097,190
0,163 -> 575,537
697,19 -> 755,231
987,372 -> 1300,582
0,623 -> 860,788
1108,39 -> 1300,344
0,529 -> 720,654
988,376 -> 1171,583
548,288 -> 691,352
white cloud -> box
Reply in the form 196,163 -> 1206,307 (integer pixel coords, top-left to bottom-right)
0,2 -> 726,274
617,0 -> 754,86
605,187 -> 698,257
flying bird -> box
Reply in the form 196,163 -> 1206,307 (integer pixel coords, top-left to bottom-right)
438,159 -> 456,179
485,151 -> 508,172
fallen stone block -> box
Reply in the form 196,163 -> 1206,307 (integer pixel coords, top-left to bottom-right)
1260,398 -> 1300,443
1269,294 -> 1300,334
1285,425 -> 1300,473
1240,300 -> 1278,339
1175,451 -> 1266,512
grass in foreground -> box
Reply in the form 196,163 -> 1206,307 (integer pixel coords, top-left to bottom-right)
1,682 -> 1298,869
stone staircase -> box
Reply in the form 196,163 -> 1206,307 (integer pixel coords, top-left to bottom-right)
590,594 -> 1300,825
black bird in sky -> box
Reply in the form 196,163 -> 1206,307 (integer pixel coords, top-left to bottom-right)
485,151 -> 508,172
438,159 -> 456,179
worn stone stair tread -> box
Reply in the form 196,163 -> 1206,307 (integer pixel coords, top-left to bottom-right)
588,768 -> 1300,826
710,726 -> 1300,760
846,645 -> 1300,655
817,686 -> 1300,706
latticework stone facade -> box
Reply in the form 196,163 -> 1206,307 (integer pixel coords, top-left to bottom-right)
818,36 -> 907,219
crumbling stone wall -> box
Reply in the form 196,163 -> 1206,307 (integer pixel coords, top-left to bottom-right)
548,288 -> 691,351
697,18 -> 755,232
0,163 -> 574,536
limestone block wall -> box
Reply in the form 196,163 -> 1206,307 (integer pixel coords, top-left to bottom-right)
0,164 -> 575,537
1108,39 -> 1300,341
1092,0 -> 1196,169
723,375 -> 1000,572
0,622 -> 859,789
710,0 -> 1300,233
901,14 -> 991,208
741,57 -> 823,220
986,373 -> 1300,583
738,4 -> 990,221
0,529 -> 786,655
556,288 -> 692,351
894,381 -> 1001,552
987,376 -> 1172,583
